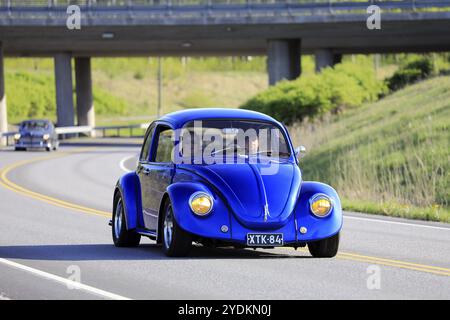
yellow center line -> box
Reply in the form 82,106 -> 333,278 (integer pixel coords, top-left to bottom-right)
336,255 -> 450,277
1,148 -> 449,277
0,148 -> 110,217
338,251 -> 450,272
278,247 -> 450,277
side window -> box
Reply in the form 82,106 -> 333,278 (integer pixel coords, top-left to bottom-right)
140,123 -> 155,162
153,127 -> 174,163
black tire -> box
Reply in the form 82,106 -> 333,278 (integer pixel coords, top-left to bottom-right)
14,147 -> 25,151
308,232 -> 340,258
112,193 -> 141,247
46,146 -> 52,152
161,201 -> 192,257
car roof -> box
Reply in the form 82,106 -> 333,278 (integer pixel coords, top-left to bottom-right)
158,108 -> 280,128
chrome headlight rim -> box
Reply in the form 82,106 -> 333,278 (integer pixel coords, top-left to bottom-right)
43,133 -> 50,140
14,133 -> 21,140
189,191 -> 214,216
309,193 -> 333,218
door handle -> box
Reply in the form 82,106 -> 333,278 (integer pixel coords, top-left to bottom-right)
142,168 -> 151,175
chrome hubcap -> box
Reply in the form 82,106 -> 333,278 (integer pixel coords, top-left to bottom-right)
114,199 -> 123,239
163,207 -> 174,249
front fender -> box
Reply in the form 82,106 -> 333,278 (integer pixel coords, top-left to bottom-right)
295,181 -> 343,242
167,182 -> 232,241
115,172 -> 143,230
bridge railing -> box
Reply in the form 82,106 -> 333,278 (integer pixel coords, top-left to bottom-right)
0,1 -> 445,5
2,1 -> 450,12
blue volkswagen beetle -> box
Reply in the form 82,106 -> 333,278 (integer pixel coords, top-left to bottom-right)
111,108 -> 342,257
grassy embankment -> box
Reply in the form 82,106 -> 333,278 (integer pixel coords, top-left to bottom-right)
3,57 -> 271,129
289,76 -> 450,222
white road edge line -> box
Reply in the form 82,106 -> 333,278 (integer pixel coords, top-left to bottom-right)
344,215 -> 450,231
0,258 -> 131,300
119,155 -> 136,173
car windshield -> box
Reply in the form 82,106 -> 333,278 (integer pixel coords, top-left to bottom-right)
179,119 -> 291,162
21,121 -> 49,131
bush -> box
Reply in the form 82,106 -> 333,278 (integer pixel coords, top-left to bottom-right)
240,61 -> 386,125
387,57 -> 434,91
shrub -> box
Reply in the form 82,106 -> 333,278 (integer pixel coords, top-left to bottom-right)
240,61 -> 385,125
133,71 -> 144,80
386,57 -> 434,91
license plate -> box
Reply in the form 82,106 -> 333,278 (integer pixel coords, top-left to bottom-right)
246,233 -> 284,246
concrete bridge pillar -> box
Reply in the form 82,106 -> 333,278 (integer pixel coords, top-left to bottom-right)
315,49 -> 342,72
75,57 -> 95,137
267,39 -> 301,86
54,53 -> 75,127
0,42 -> 7,146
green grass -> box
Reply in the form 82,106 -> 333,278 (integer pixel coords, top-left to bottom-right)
1,54 -> 331,126
289,76 -> 450,223
5,54 -> 440,128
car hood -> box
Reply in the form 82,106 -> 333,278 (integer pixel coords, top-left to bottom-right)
180,161 -> 301,229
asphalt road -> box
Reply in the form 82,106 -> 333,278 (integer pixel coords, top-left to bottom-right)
0,140 -> 449,300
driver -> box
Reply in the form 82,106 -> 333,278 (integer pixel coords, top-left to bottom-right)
248,135 -> 259,155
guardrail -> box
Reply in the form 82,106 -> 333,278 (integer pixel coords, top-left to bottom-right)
1,0 -> 449,7
0,123 -> 150,146
1,0 -> 449,22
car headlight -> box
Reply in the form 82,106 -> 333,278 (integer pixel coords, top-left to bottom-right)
189,192 -> 213,216
43,134 -> 50,140
14,133 -> 21,140
309,194 -> 333,217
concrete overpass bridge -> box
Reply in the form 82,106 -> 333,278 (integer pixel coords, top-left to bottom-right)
1,0 -> 450,144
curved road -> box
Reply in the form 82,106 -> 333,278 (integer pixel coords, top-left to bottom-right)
0,141 -> 449,300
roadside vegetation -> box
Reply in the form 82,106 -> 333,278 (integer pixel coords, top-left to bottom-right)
287,69 -> 450,223
241,57 -> 387,125
240,55 -> 450,124
4,57 -> 269,126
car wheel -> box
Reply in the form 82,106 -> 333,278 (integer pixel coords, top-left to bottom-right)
112,194 -> 141,247
46,145 -> 52,152
308,232 -> 340,258
14,147 -> 25,151
162,202 -> 192,257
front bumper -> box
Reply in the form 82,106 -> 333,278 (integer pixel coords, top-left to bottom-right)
168,182 -> 343,246
15,140 -> 51,149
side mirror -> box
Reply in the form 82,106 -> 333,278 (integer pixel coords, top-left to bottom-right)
294,145 -> 307,160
